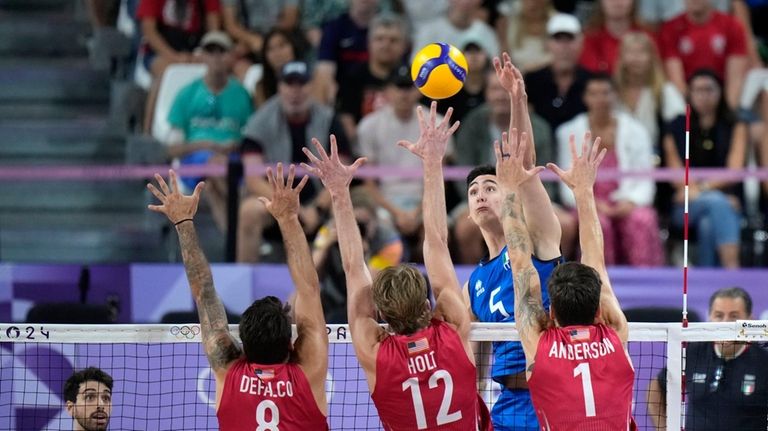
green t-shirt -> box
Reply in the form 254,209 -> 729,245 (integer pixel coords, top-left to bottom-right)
168,77 -> 253,144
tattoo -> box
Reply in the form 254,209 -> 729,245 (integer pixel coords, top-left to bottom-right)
513,267 -> 549,335
502,192 -> 530,253
502,193 -> 518,219
505,226 -> 530,254
177,224 -> 241,369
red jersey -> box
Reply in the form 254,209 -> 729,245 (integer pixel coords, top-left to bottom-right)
136,0 -> 219,34
579,26 -> 656,74
217,358 -> 328,431
528,324 -> 634,431
659,11 -> 748,80
371,319 -> 491,431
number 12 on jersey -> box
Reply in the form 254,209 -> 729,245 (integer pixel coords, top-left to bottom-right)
573,363 -> 596,417
402,369 -> 463,429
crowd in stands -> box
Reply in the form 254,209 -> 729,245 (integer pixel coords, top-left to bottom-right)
85,0 -> 768,287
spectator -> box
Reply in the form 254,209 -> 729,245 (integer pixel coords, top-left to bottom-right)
411,0 -> 500,60
579,0 -> 653,74
137,0 -> 221,132
299,0 -> 348,48
557,74 -> 664,266
614,31 -> 686,148
429,35 -> 491,123
525,13 -> 591,135
663,69 -> 746,268
313,187 -> 403,323
312,0 -> 382,105
732,0 -> 767,68
238,61 -> 351,263
496,0 -> 555,73
64,367 -> 113,431
165,32 -> 253,232
253,28 -> 303,107
647,287 -> 768,430
659,0 -> 750,109
220,0 -> 300,79
452,68 -> 560,263
337,13 -> 409,142
356,65 -> 445,247
402,0 -> 449,28
640,0 -> 733,29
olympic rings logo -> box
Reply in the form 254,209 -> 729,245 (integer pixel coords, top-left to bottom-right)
170,325 -> 201,339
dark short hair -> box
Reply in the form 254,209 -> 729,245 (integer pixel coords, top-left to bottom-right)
466,165 -> 496,187
64,367 -> 113,403
239,296 -> 292,364
709,287 -> 752,316
585,72 -> 616,90
547,262 -> 602,326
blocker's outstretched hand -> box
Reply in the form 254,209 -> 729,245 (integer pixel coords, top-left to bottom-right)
147,169 -> 204,224
495,128 -> 544,191
301,134 -> 366,195
546,132 -> 606,192
257,163 -> 309,222
397,101 -> 459,164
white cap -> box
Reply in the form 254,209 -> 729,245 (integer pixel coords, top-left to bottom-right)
546,13 -> 581,36
200,31 -> 233,50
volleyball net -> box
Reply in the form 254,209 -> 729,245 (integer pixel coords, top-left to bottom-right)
1,322 -> 765,430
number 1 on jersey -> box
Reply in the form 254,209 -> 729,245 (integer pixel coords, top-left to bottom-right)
573,363 -> 596,417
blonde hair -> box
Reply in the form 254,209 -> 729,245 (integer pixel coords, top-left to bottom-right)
372,264 -> 431,334
508,0 -> 554,50
614,31 -> 666,106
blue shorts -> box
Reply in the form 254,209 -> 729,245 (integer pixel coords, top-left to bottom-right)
180,150 -> 214,190
492,388 -> 538,431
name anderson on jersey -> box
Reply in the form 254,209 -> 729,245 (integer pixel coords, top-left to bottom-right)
547,337 -> 616,361
239,376 -> 294,398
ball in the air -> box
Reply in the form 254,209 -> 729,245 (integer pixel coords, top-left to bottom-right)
411,43 -> 468,99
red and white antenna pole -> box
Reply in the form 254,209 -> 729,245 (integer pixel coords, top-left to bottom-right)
680,104 -> 691,430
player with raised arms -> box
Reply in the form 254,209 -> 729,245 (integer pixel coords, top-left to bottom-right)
147,167 -> 328,430
302,109 -> 491,430
496,129 -> 635,429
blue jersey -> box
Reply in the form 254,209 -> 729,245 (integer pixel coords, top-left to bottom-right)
468,247 -> 563,379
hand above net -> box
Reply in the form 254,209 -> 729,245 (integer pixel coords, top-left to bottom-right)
147,169 -> 204,224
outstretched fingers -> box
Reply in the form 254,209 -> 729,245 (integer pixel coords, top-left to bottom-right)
155,173 -> 171,196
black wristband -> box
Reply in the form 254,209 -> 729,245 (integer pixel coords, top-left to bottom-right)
174,218 -> 193,226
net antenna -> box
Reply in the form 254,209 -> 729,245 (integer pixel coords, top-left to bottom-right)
681,104 -> 691,430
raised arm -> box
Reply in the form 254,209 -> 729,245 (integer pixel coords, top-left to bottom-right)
547,133 -> 628,343
301,137 -> 383,375
495,130 -> 550,364
398,103 -> 470,345
494,53 -> 561,260
147,171 -> 241,404
257,163 -> 328,408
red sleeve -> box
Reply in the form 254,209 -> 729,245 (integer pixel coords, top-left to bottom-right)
204,0 -> 221,12
135,0 -> 163,20
658,19 -> 679,60
725,15 -> 748,56
578,32 -> 602,73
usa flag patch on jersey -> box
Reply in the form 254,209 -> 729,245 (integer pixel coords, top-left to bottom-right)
253,368 -> 275,380
407,338 -> 430,355
569,328 -> 590,342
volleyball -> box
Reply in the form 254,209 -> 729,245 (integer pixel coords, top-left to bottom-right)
411,43 -> 468,99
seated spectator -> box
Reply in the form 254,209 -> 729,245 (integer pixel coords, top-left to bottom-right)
220,0 -> 300,80
557,74 -> 664,266
614,31 -> 686,148
428,35 -> 491,123
496,0 -> 555,72
452,68 -> 563,263
402,0 -> 449,28
312,0 -> 382,105
663,69 -> 746,268
238,61 -> 351,262
411,0 -> 500,60
137,0 -> 221,132
639,0 -> 731,29
525,13 -> 591,136
660,0 -> 750,109
337,13 -> 409,142
165,32 -> 253,232
647,287 -> 768,430
313,186 -> 403,323
299,0 -> 348,48
356,66 -> 448,254
253,28 -> 303,107
579,0 -> 653,74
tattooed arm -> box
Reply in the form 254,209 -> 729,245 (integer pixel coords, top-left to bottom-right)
147,170 -> 241,409
494,130 -> 550,364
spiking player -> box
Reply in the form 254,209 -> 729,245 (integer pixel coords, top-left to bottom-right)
497,129 -> 635,429
303,105 -> 491,430
147,166 -> 329,430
